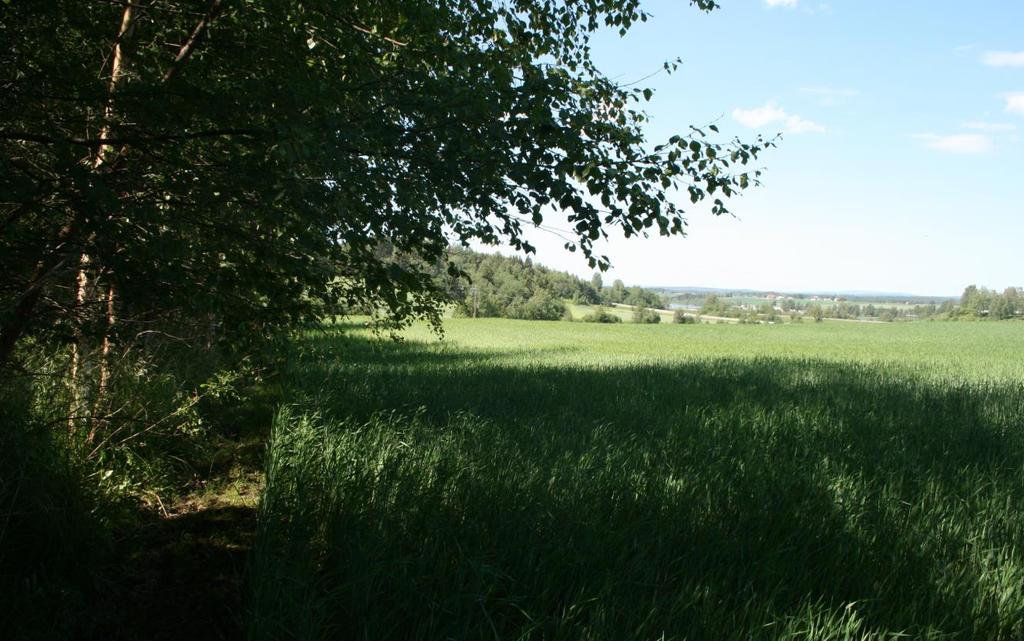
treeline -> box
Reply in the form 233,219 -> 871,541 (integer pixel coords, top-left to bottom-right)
696,286 -> 1023,323
954,286 -> 1023,320
447,249 -> 664,320
803,302 -> 947,322
699,294 -> 949,323
817,286 -> 1024,321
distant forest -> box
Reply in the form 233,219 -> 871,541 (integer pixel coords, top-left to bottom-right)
447,248 -> 664,320
955,286 -> 1023,320
444,250 -> 1021,323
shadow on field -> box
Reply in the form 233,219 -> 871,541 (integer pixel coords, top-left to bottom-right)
252,328 -> 1024,640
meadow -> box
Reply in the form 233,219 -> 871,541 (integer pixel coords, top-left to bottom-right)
249,320 -> 1024,640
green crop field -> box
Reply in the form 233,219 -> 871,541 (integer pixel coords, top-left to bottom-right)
566,302 -> 677,323
250,320 -> 1024,641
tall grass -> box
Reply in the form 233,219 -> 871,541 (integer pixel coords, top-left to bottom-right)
250,320 -> 1024,640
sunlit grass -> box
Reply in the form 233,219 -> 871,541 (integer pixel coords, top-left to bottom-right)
249,319 -> 1024,640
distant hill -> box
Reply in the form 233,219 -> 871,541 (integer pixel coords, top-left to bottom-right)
652,286 -> 957,305
446,249 -> 664,320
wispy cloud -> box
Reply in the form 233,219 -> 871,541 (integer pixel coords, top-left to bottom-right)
764,0 -> 798,8
914,133 -> 993,154
785,115 -> 827,134
800,86 -> 859,106
982,51 -> 1024,67
732,102 -> 825,134
1006,93 -> 1024,116
962,121 -> 1017,133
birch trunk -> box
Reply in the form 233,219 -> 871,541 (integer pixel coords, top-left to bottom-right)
88,278 -> 117,443
68,1 -> 134,435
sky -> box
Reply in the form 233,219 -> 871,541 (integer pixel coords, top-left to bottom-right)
491,0 -> 1024,296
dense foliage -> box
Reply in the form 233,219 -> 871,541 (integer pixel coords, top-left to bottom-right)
1,0 -> 768,371
448,248 -> 590,320
447,248 -> 664,320
607,279 -> 666,308
956,285 -> 1023,320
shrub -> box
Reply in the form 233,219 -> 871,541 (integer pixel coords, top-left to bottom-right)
633,306 -> 661,324
672,310 -> 696,324
516,291 -> 567,321
582,308 -> 622,323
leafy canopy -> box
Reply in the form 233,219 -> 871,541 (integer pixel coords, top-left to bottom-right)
1,0 -> 770,355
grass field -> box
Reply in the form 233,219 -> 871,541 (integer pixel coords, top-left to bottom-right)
566,301 -> 632,322
566,303 -> 684,323
249,320 -> 1024,640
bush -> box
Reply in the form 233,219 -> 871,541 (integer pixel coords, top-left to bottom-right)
517,291 -> 567,321
582,308 -> 622,323
672,310 -> 695,324
633,306 -> 661,324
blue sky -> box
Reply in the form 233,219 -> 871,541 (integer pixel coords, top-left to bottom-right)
510,0 -> 1024,296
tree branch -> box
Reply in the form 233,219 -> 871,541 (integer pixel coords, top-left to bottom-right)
0,128 -> 267,147
162,0 -> 224,83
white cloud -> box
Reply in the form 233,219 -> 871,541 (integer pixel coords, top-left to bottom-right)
982,51 -> 1024,67
1006,93 -> 1024,116
914,133 -> 993,154
962,121 -> 1017,133
732,103 -> 787,128
764,0 -> 798,7
732,102 -> 825,134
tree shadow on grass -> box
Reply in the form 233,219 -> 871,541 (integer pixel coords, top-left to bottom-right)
293,328 -> 1021,489
254,329 -> 1024,640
